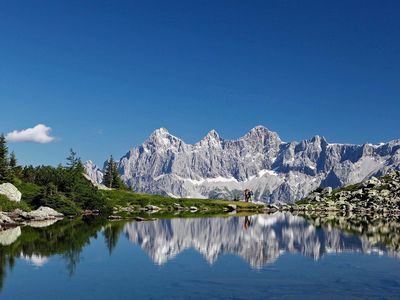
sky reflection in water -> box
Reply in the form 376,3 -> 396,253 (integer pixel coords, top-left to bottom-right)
0,213 -> 399,299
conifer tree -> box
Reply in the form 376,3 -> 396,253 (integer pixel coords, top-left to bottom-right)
103,155 -> 114,188
0,134 -> 11,183
66,148 -> 80,169
9,151 -> 17,169
103,155 -> 125,189
111,161 -> 124,189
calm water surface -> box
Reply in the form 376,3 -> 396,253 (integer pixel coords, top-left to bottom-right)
0,213 -> 399,299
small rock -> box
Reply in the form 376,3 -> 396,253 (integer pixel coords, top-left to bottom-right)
270,204 -> 280,210
322,187 -> 333,195
336,191 -> 350,199
0,212 -> 14,224
145,205 -> 160,211
226,204 -> 237,212
7,208 -> 28,219
352,189 -> 363,198
365,177 -> 381,188
173,203 -> 185,210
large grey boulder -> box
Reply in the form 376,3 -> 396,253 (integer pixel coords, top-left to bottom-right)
7,207 -> 63,221
0,183 -> 22,202
25,206 -> 64,220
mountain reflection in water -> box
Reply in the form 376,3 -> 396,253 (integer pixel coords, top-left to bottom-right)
0,212 -> 399,291
123,212 -> 400,268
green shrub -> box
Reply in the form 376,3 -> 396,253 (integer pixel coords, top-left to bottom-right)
13,180 -> 42,205
37,194 -> 82,215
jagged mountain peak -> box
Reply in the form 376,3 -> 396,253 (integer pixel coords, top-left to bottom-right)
305,135 -> 328,149
207,129 -> 219,137
252,125 -> 270,132
151,127 -> 170,137
146,127 -> 183,148
310,135 -> 327,143
196,129 -> 223,148
243,125 -> 282,144
85,126 -> 400,203
204,129 -> 221,141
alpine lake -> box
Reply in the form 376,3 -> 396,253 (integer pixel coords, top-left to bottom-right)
0,211 -> 399,299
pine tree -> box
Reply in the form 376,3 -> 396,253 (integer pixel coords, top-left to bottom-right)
9,151 -> 17,168
8,151 -> 19,178
103,155 -> 114,188
0,134 -> 11,183
103,155 -> 125,189
66,148 -> 80,169
111,161 -> 125,189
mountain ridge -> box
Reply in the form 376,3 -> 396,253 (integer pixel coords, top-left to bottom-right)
84,126 -> 400,203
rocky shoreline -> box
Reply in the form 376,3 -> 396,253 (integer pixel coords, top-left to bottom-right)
290,170 -> 400,214
0,206 -> 64,229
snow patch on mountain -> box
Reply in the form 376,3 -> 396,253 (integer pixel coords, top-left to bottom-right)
84,126 -> 400,203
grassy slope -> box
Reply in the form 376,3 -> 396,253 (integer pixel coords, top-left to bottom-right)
13,179 -> 42,203
2,177 -> 264,216
102,189 -> 263,212
0,194 -> 31,212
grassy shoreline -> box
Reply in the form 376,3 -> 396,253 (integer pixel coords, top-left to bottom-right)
102,189 -> 266,218
1,182 -> 266,219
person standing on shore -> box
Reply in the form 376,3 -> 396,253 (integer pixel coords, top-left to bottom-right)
244,189 -> 253,202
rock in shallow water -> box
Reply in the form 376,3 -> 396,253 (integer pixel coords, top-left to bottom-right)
226,204 -> 237,212
6,206 -> 63,221
26,206 -> 64,220
0,212 -> 14,225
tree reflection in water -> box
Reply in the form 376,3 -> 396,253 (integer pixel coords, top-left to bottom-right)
0,217 -> 107,289
0,212 -> 399,290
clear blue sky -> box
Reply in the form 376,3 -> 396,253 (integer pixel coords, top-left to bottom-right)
0,1 -> 399,166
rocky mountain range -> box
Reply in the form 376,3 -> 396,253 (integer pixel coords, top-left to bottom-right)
84,126 -> 400,203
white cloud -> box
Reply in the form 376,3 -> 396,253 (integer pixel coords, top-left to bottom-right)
6,124 -> 55,144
